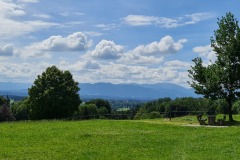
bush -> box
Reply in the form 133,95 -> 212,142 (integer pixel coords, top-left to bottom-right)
149,111 -> 162,119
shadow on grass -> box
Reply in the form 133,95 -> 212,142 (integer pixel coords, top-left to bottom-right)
225,120 -> 240,126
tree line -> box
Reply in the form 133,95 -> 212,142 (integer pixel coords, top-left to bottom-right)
135,97 -> 240,119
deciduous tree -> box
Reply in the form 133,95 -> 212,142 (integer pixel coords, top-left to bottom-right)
28,66 -> 81,120
188,12 -> 240,121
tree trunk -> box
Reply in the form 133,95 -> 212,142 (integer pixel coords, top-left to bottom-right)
227,99 -> 234,122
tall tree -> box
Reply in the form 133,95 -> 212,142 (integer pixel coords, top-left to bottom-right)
28,66 -> 81,120
188,12 -> 240,121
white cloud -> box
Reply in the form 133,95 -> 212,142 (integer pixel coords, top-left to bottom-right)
84,31 -> 103,37
0,19 -> 57,38
86,40 -> 124,60
193,44 -> 212,53
0,56 -> 190,87
184,13 -> 215,25
59,12 -> 85,17
95,24 -> 117,30
122,15 -> 160,26
123,13 -> 215,28
63,60 -> 100,72
131,36 -> 187,55
122,15 -> 178,28
84,63 -> 180,84
0,44 -> 15,57
164,60 -> 191,69
33,13 -> 51,19
0,1 -> 26,17
193,44 -> 217,62
171,71 -> 191,88
84,36 -> 186,66
119,52 -> 164,65
0,1 -> 57,38
0,62 -> 39,82
29,32 -> 92,51
17,0 -> 39,3
19,32 -> 92,58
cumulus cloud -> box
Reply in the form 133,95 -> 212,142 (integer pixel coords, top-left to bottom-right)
28,32 -> 92,51
86,40 -> 124,60
0,1 -> 26,17
119,52 -> 164,65
123,13 -> 214,28
193,44 -> 217,62
19,32 -> 92,58
84,36 -> 186,66
0,44 -> 15,57
62,60 -> 100,72
131,36 -> 187,55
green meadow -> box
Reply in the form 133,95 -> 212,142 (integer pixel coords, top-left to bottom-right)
1,116 -> 240,160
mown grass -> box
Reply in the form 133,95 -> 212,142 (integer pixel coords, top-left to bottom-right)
1,115 -> 240,160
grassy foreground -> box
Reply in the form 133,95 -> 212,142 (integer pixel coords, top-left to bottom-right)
1,116 -> 240,160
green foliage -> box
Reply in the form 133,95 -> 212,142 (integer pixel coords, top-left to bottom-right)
0,96 -> 7,105
0,96 -> 15,122
149,111 -> 162,119
28,66 -> 81,120
11,98 -> 30,120
77,103 -> 99,119
233,100 -> 240,114
109,99 -> 145,110
188,12 -> 240,121
86,99 -> 111,114
135,97 -> 232,119
74,99 -> 112,119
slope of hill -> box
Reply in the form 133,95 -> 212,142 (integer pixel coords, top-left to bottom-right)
0,82 -> 199,100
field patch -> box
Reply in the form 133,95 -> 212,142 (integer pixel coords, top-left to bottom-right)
1,117 -> 240,159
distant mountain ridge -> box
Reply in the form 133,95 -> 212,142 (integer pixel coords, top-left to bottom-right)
0,82 -> 200,100
79,82 -> 199,100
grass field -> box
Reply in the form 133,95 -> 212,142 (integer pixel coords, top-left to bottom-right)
1,115 -> 240,160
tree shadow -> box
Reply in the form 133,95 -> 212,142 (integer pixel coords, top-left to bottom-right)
225,120 -> 240,126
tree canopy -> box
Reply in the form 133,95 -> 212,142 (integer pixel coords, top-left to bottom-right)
0,96 -> 15,122
28,66 -> 81,120
86,99 -> 111,114
188,12 -> 240,121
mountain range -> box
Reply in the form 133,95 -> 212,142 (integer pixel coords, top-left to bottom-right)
0,82 -> 200,100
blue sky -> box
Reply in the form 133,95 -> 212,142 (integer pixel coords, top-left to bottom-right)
0,0 -> 240,87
